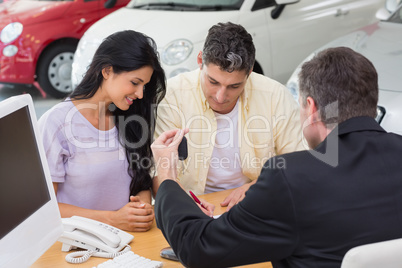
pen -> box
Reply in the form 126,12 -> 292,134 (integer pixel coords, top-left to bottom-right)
189,191 -> 207,210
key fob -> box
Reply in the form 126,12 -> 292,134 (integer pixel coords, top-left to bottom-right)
178,136 -> 188,160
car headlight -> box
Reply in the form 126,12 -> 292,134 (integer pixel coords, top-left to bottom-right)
162,39 -> 193,65
0,22 -> 23,43
286,52 -> 317,102
286,68 -> 302,102
3,45 -> 18,57
286,80 -> 299,102
376,106 -> 386,124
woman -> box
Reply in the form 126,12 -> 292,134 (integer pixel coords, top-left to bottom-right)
38,30 -> 166,232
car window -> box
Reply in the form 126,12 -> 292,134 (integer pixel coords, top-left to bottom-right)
251,0 -> 276,11
387,5 -> 402,23
127,0 -> 244,10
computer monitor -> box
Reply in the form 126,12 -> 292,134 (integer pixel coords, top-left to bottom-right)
0,94 -> 63,267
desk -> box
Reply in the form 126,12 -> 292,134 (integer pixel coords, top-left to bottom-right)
32,189 -> 272,267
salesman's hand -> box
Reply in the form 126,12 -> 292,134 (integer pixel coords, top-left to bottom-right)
198,197 -> 215,217
151,129 -> 189,187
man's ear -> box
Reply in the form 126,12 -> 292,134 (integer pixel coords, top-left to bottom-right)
102,66 -> 113,79
197,51 -> 203,69
306,96 -> 320,123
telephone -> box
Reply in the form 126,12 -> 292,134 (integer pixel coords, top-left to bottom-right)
58,216 -> 134,264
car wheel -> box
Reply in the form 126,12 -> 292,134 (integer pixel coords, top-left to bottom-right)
37,43 -> 76,98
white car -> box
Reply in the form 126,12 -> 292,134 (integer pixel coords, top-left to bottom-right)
71,0 -> 391,92
286,0 -> 402,135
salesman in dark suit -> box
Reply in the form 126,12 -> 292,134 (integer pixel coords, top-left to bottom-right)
151,47 -> 402,268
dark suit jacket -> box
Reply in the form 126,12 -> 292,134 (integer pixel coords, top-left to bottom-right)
155,117 -> 402,268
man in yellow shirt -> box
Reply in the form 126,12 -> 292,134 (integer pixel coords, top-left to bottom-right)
154,22 -> 303,211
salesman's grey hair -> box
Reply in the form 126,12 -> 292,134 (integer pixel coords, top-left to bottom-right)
298,46 -> 378,126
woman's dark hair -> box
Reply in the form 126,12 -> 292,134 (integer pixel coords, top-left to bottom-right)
70,30 -> 166,196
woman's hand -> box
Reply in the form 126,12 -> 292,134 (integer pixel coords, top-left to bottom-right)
110,196 -> 154,232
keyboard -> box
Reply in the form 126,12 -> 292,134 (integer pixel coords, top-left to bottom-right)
95,251 -> 163,268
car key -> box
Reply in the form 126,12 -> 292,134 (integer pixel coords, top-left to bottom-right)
178,136 -> 188,160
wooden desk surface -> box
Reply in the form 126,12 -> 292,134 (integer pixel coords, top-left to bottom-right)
32,189 -> 272,268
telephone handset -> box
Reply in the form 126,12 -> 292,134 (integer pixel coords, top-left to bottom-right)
58,216 -> 134,263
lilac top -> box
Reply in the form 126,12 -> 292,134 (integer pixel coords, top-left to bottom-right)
38,100 -> 131,211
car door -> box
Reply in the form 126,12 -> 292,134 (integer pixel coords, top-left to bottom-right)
264,0 -> 384,84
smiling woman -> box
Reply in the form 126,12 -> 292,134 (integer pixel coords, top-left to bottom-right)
37,30 -> 167,233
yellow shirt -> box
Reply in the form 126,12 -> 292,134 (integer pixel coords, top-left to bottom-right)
155,69 -> 304,195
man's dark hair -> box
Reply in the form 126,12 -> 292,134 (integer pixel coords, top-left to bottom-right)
202,22 -> 255,73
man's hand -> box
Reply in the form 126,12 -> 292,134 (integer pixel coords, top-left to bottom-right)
197,197 -> 215,217
220,180 -> 256,212
151,128 -> 189,194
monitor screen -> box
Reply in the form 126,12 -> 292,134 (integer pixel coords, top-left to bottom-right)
0,94 -> 62,267
0,106 -> 51,239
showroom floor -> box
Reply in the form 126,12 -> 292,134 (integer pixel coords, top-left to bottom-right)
0,83 -> 62,119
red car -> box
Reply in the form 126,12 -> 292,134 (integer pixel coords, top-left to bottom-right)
0,0 -> 129,98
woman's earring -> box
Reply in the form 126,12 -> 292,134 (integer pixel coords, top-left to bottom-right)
109,103 -> 116,112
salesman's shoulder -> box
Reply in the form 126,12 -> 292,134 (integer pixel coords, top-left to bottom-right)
260,120 -> 402,182
263,149 -> 310,171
